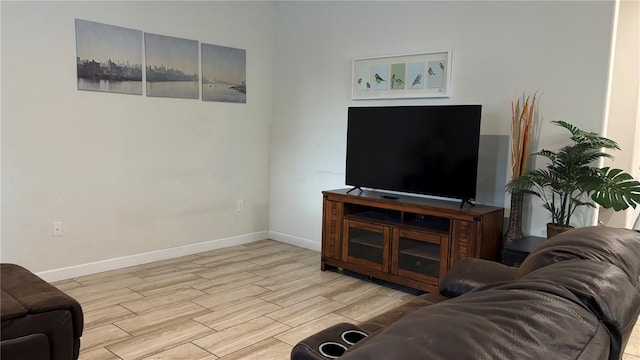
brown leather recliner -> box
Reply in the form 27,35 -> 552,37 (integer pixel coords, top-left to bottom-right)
292,226 -> 640,360
1,263 -> 84,360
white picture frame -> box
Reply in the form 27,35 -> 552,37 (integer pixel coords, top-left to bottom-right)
352,50 -> 451,100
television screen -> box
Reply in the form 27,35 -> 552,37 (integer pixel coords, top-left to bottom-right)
345,105 -> 482,201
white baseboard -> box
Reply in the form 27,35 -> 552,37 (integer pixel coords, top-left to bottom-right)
268,230 -> 321,252
36,231 -> 269,282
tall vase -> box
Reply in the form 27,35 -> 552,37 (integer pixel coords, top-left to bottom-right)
503,193 -> 524,248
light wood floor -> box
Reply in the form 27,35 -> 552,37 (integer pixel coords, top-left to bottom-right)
52,239 -> 640,360
53,240 -> 415,360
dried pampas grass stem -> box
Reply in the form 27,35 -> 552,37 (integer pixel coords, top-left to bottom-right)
511,92 -> 537,179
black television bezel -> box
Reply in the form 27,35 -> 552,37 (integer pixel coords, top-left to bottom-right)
344,105 -> 482,202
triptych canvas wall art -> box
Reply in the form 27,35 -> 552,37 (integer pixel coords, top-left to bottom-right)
75,19 -> 247,104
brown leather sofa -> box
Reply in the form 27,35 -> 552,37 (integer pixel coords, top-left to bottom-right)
292,226 -> 640,360
1,264 -> 84,360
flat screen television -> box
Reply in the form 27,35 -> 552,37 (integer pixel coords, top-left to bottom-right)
345,105 -> 482,202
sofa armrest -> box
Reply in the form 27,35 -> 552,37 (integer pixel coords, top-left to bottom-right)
0,264 -> 83,338
439,257 -> 517,297
359,292 -> 448,334
1,310 -> 79,360
1,333 -> 51,360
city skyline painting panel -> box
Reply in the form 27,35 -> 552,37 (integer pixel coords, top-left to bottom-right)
75,19 -> 143,95
202,43 -> 246,103
145,33 -> 199,99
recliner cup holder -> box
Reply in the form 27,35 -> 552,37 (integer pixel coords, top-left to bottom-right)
292,323 -> 368,360
341,329 -> 368,345
318,341 -> 348,358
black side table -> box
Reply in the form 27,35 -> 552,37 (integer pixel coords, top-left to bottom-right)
502,236 -> 546,267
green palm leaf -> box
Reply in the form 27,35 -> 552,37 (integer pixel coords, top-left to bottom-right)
584,167 -> 640,211
552,120 -> 620,150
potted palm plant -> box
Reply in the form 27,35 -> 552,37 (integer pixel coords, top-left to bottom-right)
506,120 -> 640,238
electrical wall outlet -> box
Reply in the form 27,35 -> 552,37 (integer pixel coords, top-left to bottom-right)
52,222 -> 63,236
236,200 -> 244,212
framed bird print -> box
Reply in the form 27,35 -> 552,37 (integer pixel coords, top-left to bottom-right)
352,51 -> 451,100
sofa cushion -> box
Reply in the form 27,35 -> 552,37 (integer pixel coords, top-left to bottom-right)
438,257 -> 517,298
0,290 -> 27,320
340,279 -> 611,360
519,259 -> 640,358
515,226 -> 640,357
516,226 -> 640,286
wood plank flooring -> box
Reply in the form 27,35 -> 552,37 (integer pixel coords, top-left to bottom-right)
52,239 -> 640,360
54,240 -> 413,359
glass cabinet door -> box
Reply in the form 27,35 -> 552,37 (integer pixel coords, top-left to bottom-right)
391,229 -> 448,286
342,219 -> 390,272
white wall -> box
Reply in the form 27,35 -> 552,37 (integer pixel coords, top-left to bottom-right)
1,1 -> 275,277
268,1 -> 615,245
0,1 -> 622,278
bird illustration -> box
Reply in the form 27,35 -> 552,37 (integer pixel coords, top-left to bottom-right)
357,78 -> 362,85
390,74 -> 396,89
366,82 -> 371,89
411,74 -> 422,88
395,78 -> 404,86
439,62 -> 444,71
428,67 -> 435,76
374,74 -> 386,83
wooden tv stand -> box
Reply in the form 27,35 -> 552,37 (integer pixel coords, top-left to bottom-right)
321,188 -> 504,293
